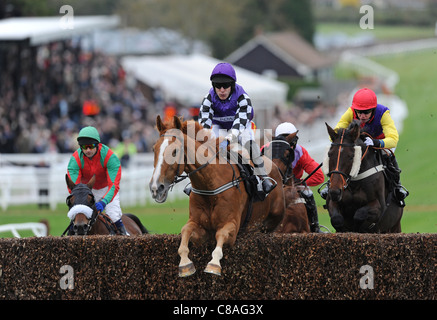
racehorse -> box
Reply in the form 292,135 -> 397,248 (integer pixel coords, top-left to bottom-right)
263,134 -> 310,233
149,115 -> 285,276
323,121 -> 403,233
65,174 -> 148,236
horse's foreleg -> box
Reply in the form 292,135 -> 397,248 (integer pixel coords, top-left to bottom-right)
327,200 -> 345,232
204,222 -> 237,276
178,221 -> 199,277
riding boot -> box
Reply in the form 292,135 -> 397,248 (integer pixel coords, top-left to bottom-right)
301,190 -> 325,233
245,140 -> 277,194
115,219 -> 130,236
386,155 -> 409,202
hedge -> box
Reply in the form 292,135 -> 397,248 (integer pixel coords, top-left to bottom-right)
0,233 -> 435,300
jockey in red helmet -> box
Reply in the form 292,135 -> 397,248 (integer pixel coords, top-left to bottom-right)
320,88 -> 408,205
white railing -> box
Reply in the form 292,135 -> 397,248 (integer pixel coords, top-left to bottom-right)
0,222 -> 48,238
0,153 -> 188,211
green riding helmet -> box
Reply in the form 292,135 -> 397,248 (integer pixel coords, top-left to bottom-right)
77,126 -> 101,145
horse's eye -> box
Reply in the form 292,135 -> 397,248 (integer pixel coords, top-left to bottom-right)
172,149 -> 177,157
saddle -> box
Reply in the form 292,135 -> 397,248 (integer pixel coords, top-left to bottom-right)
231,150 -> 267,203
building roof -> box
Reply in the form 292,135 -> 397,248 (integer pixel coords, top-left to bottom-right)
0,15 -> 120,45
226,31 -> 334,77
120,54 -> 288,109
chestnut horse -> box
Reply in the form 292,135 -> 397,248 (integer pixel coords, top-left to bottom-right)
149,115 -> 285,276
323,121 -> 403,233
65,174 -> 148,236
263,134 -> 310,233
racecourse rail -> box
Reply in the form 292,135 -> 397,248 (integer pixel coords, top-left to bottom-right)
0,153 -> 187,210
0,233 -> 435,299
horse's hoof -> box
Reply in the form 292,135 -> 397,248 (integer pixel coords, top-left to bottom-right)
204,263 -> 221,276
179,263 -> 196,277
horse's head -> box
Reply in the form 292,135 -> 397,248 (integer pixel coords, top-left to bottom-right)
266,132 -> 298,184
65,174 -> 96,235
149,115 -> 185,203
323,121 -> 363,202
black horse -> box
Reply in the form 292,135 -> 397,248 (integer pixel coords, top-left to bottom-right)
64,174 -> 148,236
323,121 -> 403,233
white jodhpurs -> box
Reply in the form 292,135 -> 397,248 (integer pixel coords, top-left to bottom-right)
92,187 -> 122,223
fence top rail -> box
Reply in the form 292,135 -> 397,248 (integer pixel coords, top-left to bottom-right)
0,222 -> 48,238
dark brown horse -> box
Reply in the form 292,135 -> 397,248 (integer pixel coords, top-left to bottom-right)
149,115 -> 285,276
323,121 -> 403,233
65,175 -> 148,236
263,134 -> 310,233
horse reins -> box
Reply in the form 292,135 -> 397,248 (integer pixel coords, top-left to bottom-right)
328,129 -> 374,189
160,133 -> 242,196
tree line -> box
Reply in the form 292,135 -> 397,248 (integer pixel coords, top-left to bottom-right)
3,0 -> 314,58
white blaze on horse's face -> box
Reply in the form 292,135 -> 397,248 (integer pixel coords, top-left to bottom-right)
150,138 -> 169,192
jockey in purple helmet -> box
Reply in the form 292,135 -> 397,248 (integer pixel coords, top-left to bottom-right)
198,62 -> 276,194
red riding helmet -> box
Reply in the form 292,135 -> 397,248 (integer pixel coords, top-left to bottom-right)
351,88 -> 377,111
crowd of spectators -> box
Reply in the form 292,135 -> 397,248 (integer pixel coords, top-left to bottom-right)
0,38 -> 330,156
0,39 -> 167,155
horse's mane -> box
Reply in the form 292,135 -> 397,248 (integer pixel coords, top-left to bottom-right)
181,119 -> 203,135
160,116 -> 221,151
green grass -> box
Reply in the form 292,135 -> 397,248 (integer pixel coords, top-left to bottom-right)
371,49 -> 437,206
316,22 -> 435,40
0,199 -> 435,237
0,200 -> 190,237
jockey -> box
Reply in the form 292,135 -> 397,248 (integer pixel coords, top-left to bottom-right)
321,87 -> 409,205
198,62 -> 276,194
66,126 -> 128,235
269,122 -> 325,232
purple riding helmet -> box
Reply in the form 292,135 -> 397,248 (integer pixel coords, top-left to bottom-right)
210,62 -> 237,83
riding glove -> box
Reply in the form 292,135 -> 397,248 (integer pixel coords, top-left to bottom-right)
95,201 -> 106,213
364,137 -> 382,148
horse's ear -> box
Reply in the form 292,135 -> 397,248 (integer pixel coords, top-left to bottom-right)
87,175 -> 96,189
350,121 -> 361,142
326,122 -> 337,141
156,115 -> 164,133
286,131 -> 298,145
174,115 -> 182,130
66,174 -> 76,191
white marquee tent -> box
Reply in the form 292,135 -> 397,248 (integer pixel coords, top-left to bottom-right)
121,54 -> 288,129
0,15 -> 120,45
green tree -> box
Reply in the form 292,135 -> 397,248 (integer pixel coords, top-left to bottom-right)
116,0 -> 315,58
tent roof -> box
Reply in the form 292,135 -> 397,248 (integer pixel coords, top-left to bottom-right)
0,15 -> 120,45
120,54 -> 288,108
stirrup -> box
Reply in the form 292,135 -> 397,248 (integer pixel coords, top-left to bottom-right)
318,182 -> 329,200
183,184 -> 192,196
261,176 -> 277,194
395,185 -> 409,201
318,225 -> 331,233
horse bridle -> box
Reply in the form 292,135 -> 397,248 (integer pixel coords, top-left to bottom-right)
64,185 -> 98,235
327,130 -> 371,190
159,133 -> 241,195
267,138 -> 295,184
